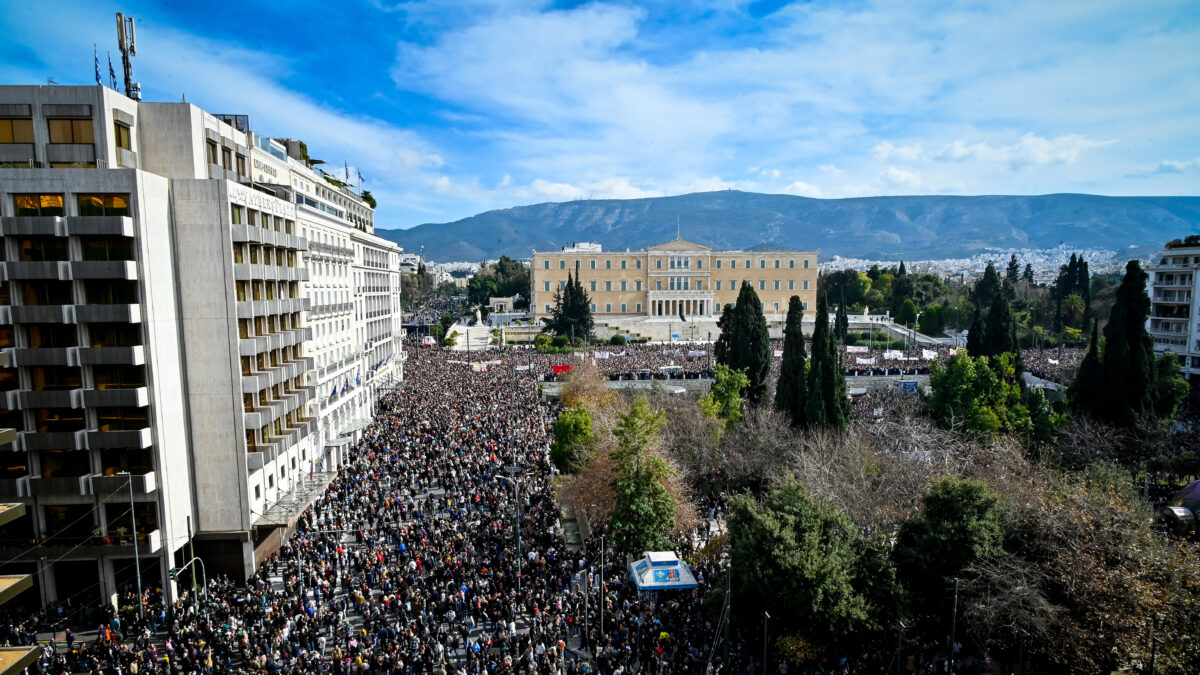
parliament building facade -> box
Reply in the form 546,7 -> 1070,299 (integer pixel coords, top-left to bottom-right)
530,238 -> 818,322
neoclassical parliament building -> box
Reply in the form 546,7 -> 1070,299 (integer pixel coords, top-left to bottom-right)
530,238 -> 818,323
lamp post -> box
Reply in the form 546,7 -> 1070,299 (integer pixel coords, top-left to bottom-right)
763,611 -> 770,675
117,471 -> 144,619
503,467 -> 524,596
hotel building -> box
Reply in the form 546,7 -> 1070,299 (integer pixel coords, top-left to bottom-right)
530,238 -> 818,325
0,84 -> 400,608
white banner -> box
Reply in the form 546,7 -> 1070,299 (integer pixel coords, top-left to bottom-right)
773,349 -> 784,357
845,345 -> 869,353
594,351 -> 611,359
949,349 -> 958,355
855,357 -> 877,365
1048,358 -> 1059,365
515,365 -> 532,371
663,349 -> 681,356
688,350 -> 707,357
884,350 -> 903,360
921,349 -> 938,359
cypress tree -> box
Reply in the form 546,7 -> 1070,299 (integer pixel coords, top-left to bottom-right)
966,307 -> 984,357
1070,320 -> 1102,416
1022,263 -> 1034,284
836,302 -> 849,340
897,260 -> 907,276
805,291 -> 850,431
775,296 -> 808,427
716,282 -> 771,403
1096,260 -> 1154,425
981,291 -> 1017,359
1006,254 -> 1020,286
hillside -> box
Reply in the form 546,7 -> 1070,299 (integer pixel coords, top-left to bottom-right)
376,191 -> 1200,262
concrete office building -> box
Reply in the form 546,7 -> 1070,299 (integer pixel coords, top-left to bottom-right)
1148,238 -> 1200,382
530,238 -> 818,339
0,83 -> 399,606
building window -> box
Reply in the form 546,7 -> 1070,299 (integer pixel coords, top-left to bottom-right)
559,281 -> 566,290
636,303 -> 642,313
605,260 -> 611,269
731,279 -> 738,289
696,259 -> 703,269
774,259 -> 780,269
605,281 -> 612,291
715,303 -> 722,312
545,304 -> 552,313
636,281 -> 643,291
656,259 -> 662,269
0,118 -> 34,144
231,205 -> 244,224
47,118 -> 94,144
621,259 -> 627,269
77,194 -> 130,217
788,280 -> 795,290
760,259 -> 766,269
803,280 -> 810,290
636,259 -> 642,269
774,302 -> 780,312
544,260 -> 550,269
803,258 -> 810,269
590,304 -> 596,312
656,280 -> 662,290
774,280 -> 780,290
207,141 -> 218,164
113,123 -> 132,150
803,301 -> 809,310
715,281 -> 722,290
621,281 -> 627,291
716,259 -> 722,269
605,303 -> 611,313
759,280 -> 765,290
621,303 -> 627,312
12,194 -> 65,217
729,259 -> 736,269
789,259 -> 795,269
236,154 -> 247,176
761,302 -> 765,310
544,282 -> 550,292
590,260 -> 596,269
590,281 -> 597,291
559,260 -> 565,269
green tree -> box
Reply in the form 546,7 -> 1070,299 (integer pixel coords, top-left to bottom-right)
775,296 -> 808,427
1022,263 -> 1035,284
926,353 -> 1031,438
727,481 -> 900,648
804,291 -> 850,431
1006,254 -> 1020,286
1075,260 -> 1186,427
894,477 -> 1008,615
918,303 -> 944,336
546,269 -> 594,340
609,397 -> 675,555
714,282 -> 771,402
359,190 -> 376,208
550,404 -> 594,473
818,269 -> 870,307
835,301 -> 849,340
895,298 -> 918,325
701,364 -> 749,429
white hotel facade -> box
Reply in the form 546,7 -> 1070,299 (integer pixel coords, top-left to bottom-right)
0,84 -> 402,608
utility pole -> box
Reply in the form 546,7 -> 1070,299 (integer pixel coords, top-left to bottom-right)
723,562 -> 731,669
599,534 -> 605,643
762,612 -> 770,675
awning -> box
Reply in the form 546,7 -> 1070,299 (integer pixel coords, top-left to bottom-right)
253,470 -> 338,528
341,418 -> 373,433
325,436 -> 354,448
628,551 -> 699,591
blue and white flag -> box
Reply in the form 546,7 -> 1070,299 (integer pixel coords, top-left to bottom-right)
108,52 -> 117,88
94,45 -> 102,85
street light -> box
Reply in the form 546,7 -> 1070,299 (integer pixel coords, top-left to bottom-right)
763,611 -> 770,675
117,471 -> 144,620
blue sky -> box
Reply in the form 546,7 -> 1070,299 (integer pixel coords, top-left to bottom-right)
2,0 -> 1198,230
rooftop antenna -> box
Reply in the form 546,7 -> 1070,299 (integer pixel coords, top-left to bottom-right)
676,216 -> 681,240
115,12 -> 141,101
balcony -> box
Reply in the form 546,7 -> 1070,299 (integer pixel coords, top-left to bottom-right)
9,389 -> 83,410
0,476 -> 30,498
18,429 -> 87,451
91,470 -> 156,495
10,347 -> 73,367
0,216 -> 67,237
45,143 -> 96,165
65,215 -> 135,237
0,529 -> 161,561
86,426 -> 152,449
3,260 -> 67,280
1153,290 -> 1193,304
69,260 -> 138,281
82,386 -> 149,407
9,305 -> 74,324
27,475 -> 92,497
74,345 -> 145,366
75,303 -> 142,323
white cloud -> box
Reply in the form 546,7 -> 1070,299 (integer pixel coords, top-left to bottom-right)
818,164 -> 845,175
872,142 -> 924,161
931,133 -> 1113,167
781,181 -> 823,198
881,167 -> 921,188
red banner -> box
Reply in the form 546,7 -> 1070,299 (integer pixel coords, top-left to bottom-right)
552,365 -> 573,374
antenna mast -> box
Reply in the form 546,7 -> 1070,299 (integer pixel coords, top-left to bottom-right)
115,12 -> 141,101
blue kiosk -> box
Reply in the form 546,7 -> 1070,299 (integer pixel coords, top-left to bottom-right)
628,551 -> 699,591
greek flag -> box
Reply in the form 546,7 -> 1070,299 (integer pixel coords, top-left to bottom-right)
108,52 -> 117,88
94,46 -> 102,85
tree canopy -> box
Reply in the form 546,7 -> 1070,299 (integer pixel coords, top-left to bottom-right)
714,282 -> 771,402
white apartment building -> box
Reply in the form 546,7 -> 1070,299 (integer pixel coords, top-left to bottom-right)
1148,238 -> 1200,382
0,83 -> 401,608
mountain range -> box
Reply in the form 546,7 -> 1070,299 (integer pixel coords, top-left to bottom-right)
375,191 -> 1200,262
